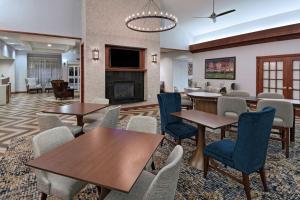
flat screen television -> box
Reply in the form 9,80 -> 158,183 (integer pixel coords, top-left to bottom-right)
110,48 -> 140,68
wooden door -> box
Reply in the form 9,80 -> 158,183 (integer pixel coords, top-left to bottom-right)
257,54 -> 300,99
290,56 -> 300,100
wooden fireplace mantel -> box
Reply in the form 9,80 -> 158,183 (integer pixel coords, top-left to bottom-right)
105,45 -> 146,72
105,68 -> 147,72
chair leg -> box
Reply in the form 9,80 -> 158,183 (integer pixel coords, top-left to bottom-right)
151,161 -> 156,170
40,192 -> 47,200
284,128 -> 290,158
221,127 -> 226,140
176,139 -> 181,145
204,155 -> 209,178
160,131 -> 165,147
242,173 -> 251,200
280,128 -> 285,150
259,168 -> 268,192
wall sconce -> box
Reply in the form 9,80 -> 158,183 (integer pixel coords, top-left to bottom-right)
152,54 -> 158,63
92,48 -> 99,61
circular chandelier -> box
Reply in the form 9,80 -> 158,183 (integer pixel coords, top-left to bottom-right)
125,0 -> 178,33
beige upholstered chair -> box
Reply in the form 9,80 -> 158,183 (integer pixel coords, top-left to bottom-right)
83,106 -> 121,132
258,92 -> 284,99
217,96 -> 248,139
83,98 -> 110,123
218,96 -> 248,120
25,78 -> 42,93
226,90 -> 250,97
36,113 -> 82,136
32,127 -> 87,200
126,116 -> 157,170
105,145 -> 183,200
257,99 -> 294,158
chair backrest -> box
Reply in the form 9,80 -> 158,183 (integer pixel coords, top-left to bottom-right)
217,96 -> 247,117
257,99 -> 293,128
184,88 -> 202,94
157,93 -> 182,131
126,116 -> 157,134
26,78 -> 37,86
32,126 -> 74,158
32,127 -> 74,193
99,106 -> 121,128
36,113 -> 64,132
143,145 -> 183,200
226,90 -> 250,97
233,107 -> 275,174
257,92 -> 284,99
91,97 -> 110,104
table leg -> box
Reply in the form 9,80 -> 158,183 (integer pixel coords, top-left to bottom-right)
190,125 -> 206,170
290,107 -> 296,142
97,186 -> 111,200
77,115 -> 84,127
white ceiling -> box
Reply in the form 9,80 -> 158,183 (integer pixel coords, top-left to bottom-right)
160,0 -> 300,49
0,31 -> 79,53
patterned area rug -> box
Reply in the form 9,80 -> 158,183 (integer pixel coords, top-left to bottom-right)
0,95 -> 300,199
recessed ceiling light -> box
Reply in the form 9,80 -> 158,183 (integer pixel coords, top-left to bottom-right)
7,42 -> 16,45
3,37 -> 8,40
48,44 -> 52,47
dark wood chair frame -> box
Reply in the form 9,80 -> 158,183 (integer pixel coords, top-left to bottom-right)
204,156 -> 268,200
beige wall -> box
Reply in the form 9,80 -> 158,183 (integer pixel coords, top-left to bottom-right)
82,0 -> 160,103
193,38 -> 300,96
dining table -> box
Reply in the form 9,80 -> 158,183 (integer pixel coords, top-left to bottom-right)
42,102 -> 109,127
27,127 -> 164,199
171,110 -> 237,170
188,92 -> 300,142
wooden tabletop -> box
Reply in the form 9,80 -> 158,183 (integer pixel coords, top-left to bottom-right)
188,92 -> 222,98
188,93 -> 300,108
43,102 -> 109,116
27,127 -> 164,192
172,110 -> 237,129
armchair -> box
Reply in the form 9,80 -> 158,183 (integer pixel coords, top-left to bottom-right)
51,80 -> 74,100
203,107 -> 275,200
157,93 -> 198,145
25,78 -> 42,93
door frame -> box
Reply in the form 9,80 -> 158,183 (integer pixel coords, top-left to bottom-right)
80,43 -> 85,103
256,53 -> 300,98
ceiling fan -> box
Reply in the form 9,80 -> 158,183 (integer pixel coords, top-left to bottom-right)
193,0 -> 236,23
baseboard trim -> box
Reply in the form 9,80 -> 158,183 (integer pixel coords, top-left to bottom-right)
121,104 -> 158,111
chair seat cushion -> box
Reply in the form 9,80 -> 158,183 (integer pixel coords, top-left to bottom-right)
48,173 -> 86,200
105,171 -> 155,200
83,112 -> 106,123
204,139 -> 235,167
224,112 -> 239,119
166,122 -> 198,139
273,117 -> 284,127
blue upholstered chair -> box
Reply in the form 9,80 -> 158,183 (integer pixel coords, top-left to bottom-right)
204,107 -> 276,200
157,93 -> 198,145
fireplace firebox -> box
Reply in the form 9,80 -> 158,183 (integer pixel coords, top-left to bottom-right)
114,81 -> 135,100
106,72 -> 144,104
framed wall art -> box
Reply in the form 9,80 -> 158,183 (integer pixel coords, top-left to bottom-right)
205,57 -> 236,80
